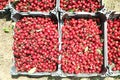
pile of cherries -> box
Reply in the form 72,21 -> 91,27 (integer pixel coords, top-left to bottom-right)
60,0 -> 101,12
61,18 -> 103,74
14,0 -> 56,12
13,17 -> 59,72
0,0 -> 8,10
13,16 -> 104,74
108,19 -> 120,71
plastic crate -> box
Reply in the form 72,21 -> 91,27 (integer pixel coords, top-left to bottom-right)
11,12 -> 63,77
58,0 -> 105,14
106,13 -> 120,77
57,12 -> 108,77
9,0 -> 59,15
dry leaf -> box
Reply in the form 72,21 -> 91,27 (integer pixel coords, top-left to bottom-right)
84,46 -> 89,52
28,67 -> 36,74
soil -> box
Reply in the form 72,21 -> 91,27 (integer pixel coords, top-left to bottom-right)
103,0 -> 120,13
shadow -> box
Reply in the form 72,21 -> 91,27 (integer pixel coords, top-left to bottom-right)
90,77 -> 104,80
0,10 -> 11,21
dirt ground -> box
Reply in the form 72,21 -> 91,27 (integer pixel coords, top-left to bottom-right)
103,0 -> 120,13
0,1 -> 120,80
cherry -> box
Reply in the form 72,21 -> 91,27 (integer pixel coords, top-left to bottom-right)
0,0 -> 8,10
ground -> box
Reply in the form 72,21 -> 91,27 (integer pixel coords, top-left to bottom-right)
0,1 -> 120,80
103,0 -> 120,13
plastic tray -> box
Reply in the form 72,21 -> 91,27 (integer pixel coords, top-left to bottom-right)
57,12 -> 109,77
58,0 -> 105,14
10,12 -> 63,77
9,0 -> 59,16
0,10 -> 5,12
106,13 -> 120,77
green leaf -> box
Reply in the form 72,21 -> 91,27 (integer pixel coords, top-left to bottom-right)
100,39 -> 104,42
3,27 -> 10,33
88,34 -> 92,37
84,47 -> 89,52
11,22 -> 16,29
96,49 -> 102,54
9,25 -> 14,30
49,77 -> 56,80
97,25 -> 101,27
28,67 -> 36,74
68,9 -> 74,12
11,25 -> 14,29
52,78 -> 55,80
